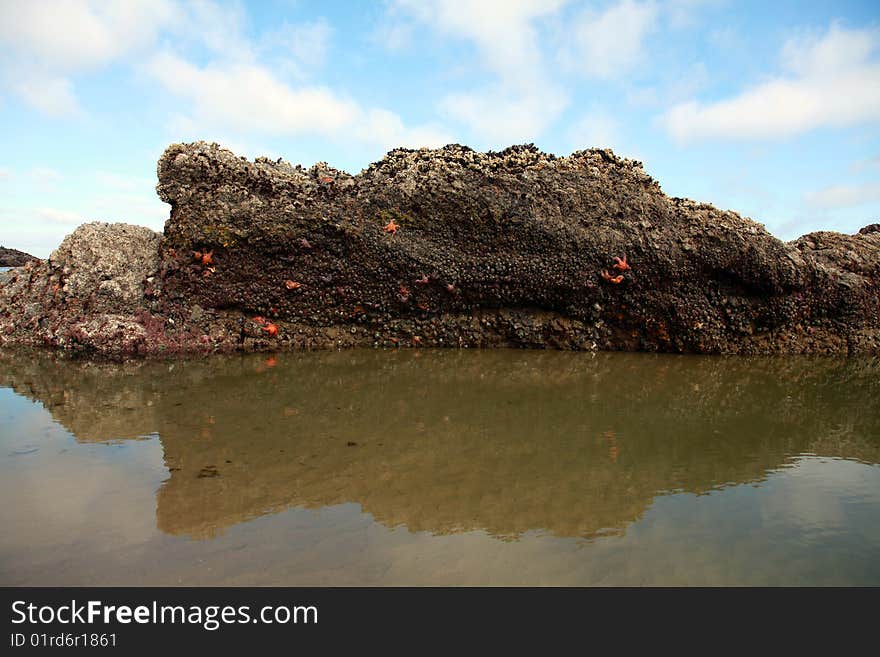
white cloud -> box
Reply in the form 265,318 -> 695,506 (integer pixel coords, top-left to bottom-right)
1,0 -> 451,150
661,23 -> 880,141
146,52 -> 359,137
0,0 -> 177,71
148,51 -> 454,150
805,182 -> 880,210
258,19 -> 336,82
780,23 -> 877,77
561,0 -> 658,79
9,74 -> 81,117
181,0 -> 252,61
274,20 -> 333,71
0,0 -> 269,117
390,0 -> 568,142
0,168 -> 11,181
393,0 -> 565,89
0,0 -> 177,116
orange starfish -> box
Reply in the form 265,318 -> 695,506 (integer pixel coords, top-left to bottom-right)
601,270 -> 624,284
383,219 -> 399,234
285,280 -> 301,290
414,274 -> 430,285
613,255 -> 630,271
262,323 -> 278,337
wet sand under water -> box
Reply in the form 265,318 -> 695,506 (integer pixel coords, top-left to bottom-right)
0,348 -> 878,585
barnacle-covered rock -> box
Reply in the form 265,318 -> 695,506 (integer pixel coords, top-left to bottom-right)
0,223 -> 167,355
49,222 -> 162,314
1,141 -> 878,357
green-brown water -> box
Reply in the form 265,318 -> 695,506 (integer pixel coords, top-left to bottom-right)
1,349 -> 878,585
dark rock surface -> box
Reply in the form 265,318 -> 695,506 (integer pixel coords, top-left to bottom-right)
1,141 -> 878,358
0,246 -> 38,267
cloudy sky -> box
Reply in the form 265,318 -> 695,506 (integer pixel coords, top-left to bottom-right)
1,0 -> 879,257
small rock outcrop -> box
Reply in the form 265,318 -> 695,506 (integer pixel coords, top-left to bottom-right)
0,222 -> 162,357
0,141 -> 878,358
0,246 -> 38,267
49,222 -> 162,314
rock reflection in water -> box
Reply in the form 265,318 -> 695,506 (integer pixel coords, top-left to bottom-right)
2,349 -> 878,544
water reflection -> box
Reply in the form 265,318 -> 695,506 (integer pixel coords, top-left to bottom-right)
2,349 -> 878,544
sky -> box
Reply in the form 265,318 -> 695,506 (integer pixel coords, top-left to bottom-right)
1,0 -> 879,258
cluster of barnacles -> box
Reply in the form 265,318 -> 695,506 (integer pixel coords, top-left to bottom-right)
393,272 -> 461,308
383,219 -> 459,312
415,272 -> 458,293
601,255 -> 631,285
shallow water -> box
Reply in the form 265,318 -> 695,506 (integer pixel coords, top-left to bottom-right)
1,349 -> 878,586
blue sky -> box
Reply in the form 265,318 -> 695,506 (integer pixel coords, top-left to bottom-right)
1,0 -> 879,258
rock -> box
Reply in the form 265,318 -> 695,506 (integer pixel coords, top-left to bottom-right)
0,246 -> 38,267
50,222 -> 162,314
0,223 -> 164,357
1,141 -> 878,358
